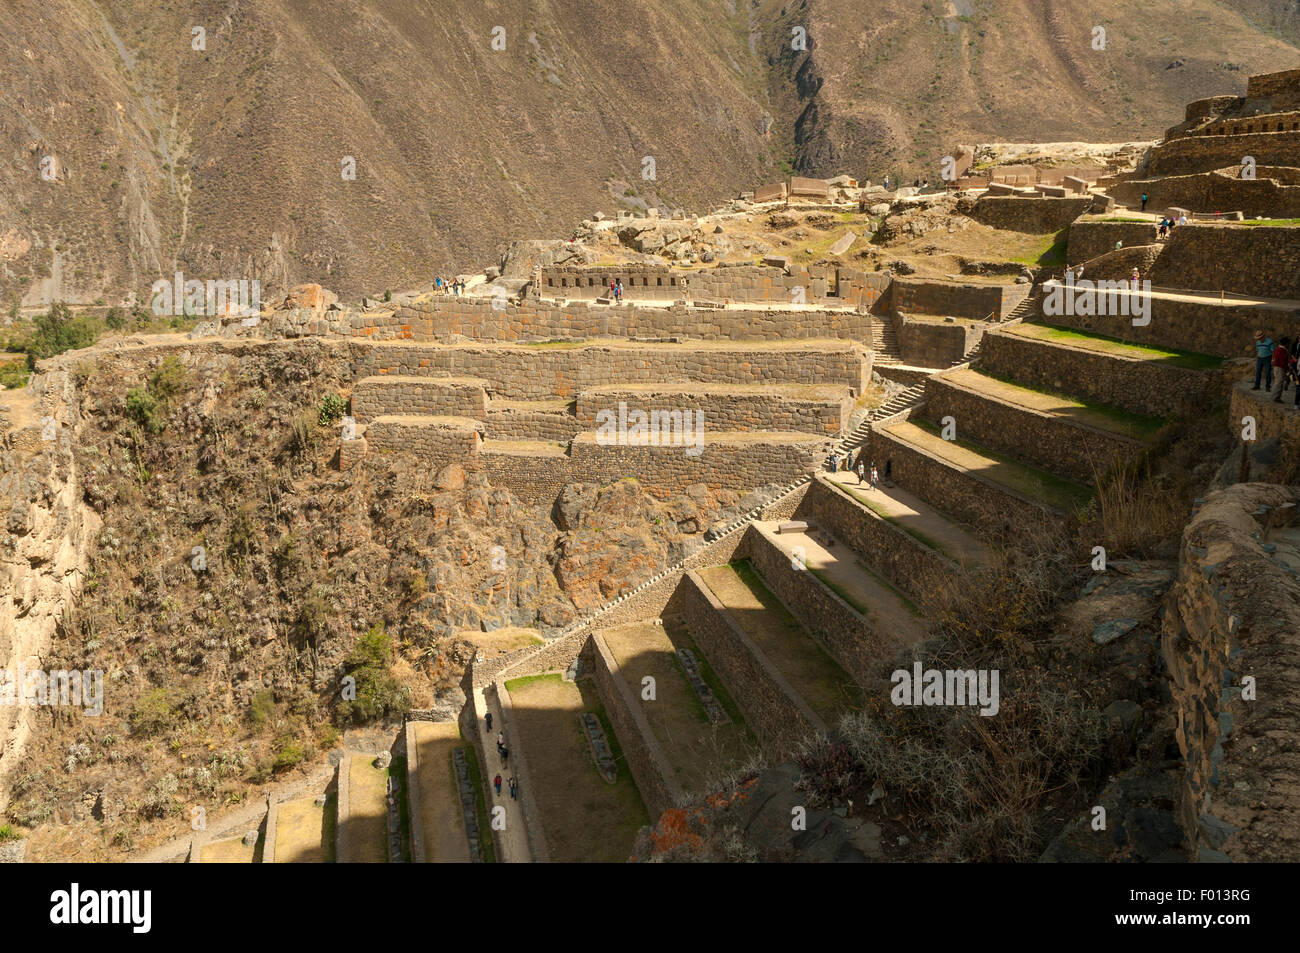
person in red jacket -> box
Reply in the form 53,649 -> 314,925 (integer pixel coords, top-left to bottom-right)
1272,337 -> 1292,402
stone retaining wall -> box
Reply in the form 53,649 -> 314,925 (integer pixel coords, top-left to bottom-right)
1037,293 -> 1274,361
575,387 -> 851,435
868,417 -> 1067,537
794,478 -> 958,602
1162,483 -> 1300,862
743,526 -> 883,689
670,571 -> 823,760
486,408 -> 582,442
364,418 -> 483,465
589,633 -> 685,819
335,753 -> 353,863
1228,381 -> 1300,451
1148,224 -> 1300,301
923,373 -> 1146,484
891,277 -> 1029,321
1068,221 -> 1161,264
353,296 -> 871,343
980,329 -> 1226,417
351,341 -> 871,400
1110,172 -> 1300,220
967,196 -> 1094,232
352,377 -> 488,422
1146,130 -> 1300,176
896,314 -> 983,367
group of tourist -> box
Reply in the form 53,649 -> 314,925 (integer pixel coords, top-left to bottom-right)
435,276 -> 466,295
1252,330 -> 1300,407
828,449 -> 889,488
1156,214 -> 1186,239
608,278 -> 625,302
493,772 -> 519,801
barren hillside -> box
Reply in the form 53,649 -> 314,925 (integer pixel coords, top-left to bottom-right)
2,0 -> 1298,307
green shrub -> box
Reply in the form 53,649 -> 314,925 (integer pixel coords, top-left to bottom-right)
148,355 -> 187,402
124,387 -> 164,433
0,824 -> 19,842
104,307 -> 127,330
271,738 -> 306,773
129,688 -> 176,736
318,392 -> 345,426
248,689 -> 276,729
25,302 -> 98,364
0,361 -> 30,390
336,624 -> 411,725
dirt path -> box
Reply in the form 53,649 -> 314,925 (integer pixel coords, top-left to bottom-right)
474,684 -> 532,862
822,472 -> 991,567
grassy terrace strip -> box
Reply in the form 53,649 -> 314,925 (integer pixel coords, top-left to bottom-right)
458,731 -> 496,862
900,418 -> 1095,514
949,367 -> 1165,442
1011,322 -> 1224,371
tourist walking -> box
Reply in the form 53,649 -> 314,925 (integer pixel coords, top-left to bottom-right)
485,712 -> 492,732
1140,192 -> 1149,211
1253,331 -> 1275,390
828,450 -> 840,474
509,777 -> 518,801
615,278 -> 624,302
501,746 -> 510,766
870,463 -> 880,489
494,773 -> 502,795
856,458 -> 867,485
1130,267 -> 1141,290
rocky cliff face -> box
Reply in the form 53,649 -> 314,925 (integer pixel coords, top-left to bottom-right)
0,366 -> 99,812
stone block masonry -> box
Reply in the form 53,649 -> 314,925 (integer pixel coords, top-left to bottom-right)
794,478 -> 959,604
1037,293 -> 1281,361
896,314 -> 983,367
967,196 -> 1094,233
575,385 -> 852,436
671,572 -> 823,761
1146,130 -> 1300,177
351,376 -> 488,422
1068,221 -> 1160,264
364,417 -> 483,467
867,417 -> 1067,538
1228,381 -> 1300,451
589,633 -> 685,820
1147,224 -> 1300,301
890,277 -> 1030,321
980,329 -> 1228,418
922,373 -> 1146,485
353,294 -> 871,343
1162,483 -> 1300,861
742,525 -> 882,690
350,341 -> 871,401
486,407 -> 582,442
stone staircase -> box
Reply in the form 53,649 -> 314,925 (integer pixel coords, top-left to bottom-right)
869,313 -> 903,366
835,382 -> 927,458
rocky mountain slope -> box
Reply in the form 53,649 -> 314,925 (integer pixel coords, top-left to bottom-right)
2,0 -> 1298,306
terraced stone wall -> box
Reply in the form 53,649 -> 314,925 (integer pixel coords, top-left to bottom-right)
742,526 -> 881,689
589,633 -> 683,820
1110,173 -> 1300,220
1148,225 -> 1300,300
967,196 -> 1093,233
352,377 -> 488,422
670,572 -> 820,760
575,388 -> 851,435
892,277 -> 1029,321
896,314 -> 982,367
980,329 -> 1228,417
793,478 -> 955,603
1146,131 -> 1300,176
923,374 -> 1144,484
1068,221 -> 1161,264
351,342 -> 871,400
353,296 -> 871,343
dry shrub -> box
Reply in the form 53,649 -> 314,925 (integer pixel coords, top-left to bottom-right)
1084,458 -> 1191,559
